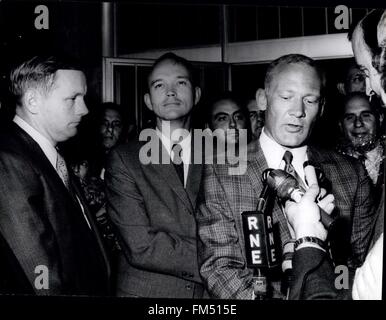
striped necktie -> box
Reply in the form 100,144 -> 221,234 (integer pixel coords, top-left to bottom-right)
56,150 -> 70,189
283,150 -> 306,189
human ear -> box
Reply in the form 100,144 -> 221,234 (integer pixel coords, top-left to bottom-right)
256,88 -> 267,111
144,93 -> 153,111
194,87 -> 202,105
23,89 -> 40,114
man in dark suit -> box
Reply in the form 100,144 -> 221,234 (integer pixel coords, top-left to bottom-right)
0,56 -> 110,295
196,54 -> 375,299
105,52 -> 206,298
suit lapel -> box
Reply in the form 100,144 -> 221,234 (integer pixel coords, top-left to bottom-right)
12,124 -> 72,195
246,140 -> 292,245
151,136 -> 194,213
69,173 -> 111,280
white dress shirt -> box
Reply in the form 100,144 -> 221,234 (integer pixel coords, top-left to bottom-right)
259,128 -> 308,184
156,127 -> 191,188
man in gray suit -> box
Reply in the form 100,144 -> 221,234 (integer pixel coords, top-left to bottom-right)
105,52 -> 206,298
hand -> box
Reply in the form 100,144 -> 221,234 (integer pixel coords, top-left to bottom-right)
285,184 -> 328,241
352,233 -> 383,300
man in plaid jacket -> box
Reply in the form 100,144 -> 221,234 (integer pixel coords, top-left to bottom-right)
196,54 -> 375,299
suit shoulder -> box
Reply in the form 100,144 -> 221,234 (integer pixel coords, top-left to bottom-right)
310,146 -> 361,168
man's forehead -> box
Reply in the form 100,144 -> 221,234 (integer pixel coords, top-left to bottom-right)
104,108 -> 122,120
345,97 -> 371,112
213,100 -> 240,114
150,60 -> 189,79
271,63 -> 321,90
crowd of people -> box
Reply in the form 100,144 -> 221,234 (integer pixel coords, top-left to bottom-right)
0,9 -> 384,300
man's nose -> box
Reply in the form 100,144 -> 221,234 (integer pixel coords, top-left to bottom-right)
77,98 -> 89,116
290,99 -> 306,118
229,117 -> 237,129
166,86 -> 176,97
354,115 -> 364,128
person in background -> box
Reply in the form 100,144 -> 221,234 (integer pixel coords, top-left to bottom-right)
337,59 -> 367,96
206,91 -> 250,147
94,102 -> 126,180
337,92 -> 384,205
247,88 -> 266,140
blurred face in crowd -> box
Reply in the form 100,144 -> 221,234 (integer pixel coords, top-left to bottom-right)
100,108 -> 123,150
144,59 -> 200,129
341,95 -> 379,147
352,24 -> 386,104
247,99 -> 265,138
33,70 -> 88,145
345,66 -> 366,93
210,99 -> 247,144
72,160 -> 89,180
264,63 -> 323,148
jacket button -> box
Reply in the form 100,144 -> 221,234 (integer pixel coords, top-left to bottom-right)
185,284 -> 192,290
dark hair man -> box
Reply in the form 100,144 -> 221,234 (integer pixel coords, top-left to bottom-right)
105,52 -> 207,298
99,102 -> 125,154
338,93 -> 384,201
0,56 -> 110,295
196,53 -> 375,299
206,91 -> 250,146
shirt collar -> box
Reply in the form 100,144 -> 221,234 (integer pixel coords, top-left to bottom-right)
156,127 -> 191,155
13,115 -> 58,169
259,127 -> 308,181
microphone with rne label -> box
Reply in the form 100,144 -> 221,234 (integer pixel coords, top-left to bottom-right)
241,169 -> 281,300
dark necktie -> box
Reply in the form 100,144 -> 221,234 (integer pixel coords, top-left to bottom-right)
172,143 -> 184,187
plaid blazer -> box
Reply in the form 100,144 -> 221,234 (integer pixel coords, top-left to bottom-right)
196,140 -> 375,299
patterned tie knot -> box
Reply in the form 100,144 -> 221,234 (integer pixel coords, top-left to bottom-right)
283,151 -> 294,175
172,143 -> 183,165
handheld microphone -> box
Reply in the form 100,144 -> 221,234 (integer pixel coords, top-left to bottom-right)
266,169 -> 336,231
241,169 -> 281,299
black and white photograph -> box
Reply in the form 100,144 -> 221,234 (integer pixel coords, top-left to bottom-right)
0,0 -> 384,315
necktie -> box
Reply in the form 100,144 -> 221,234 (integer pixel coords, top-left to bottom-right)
172,143 -> 184,187
56,150 -> 70,189
281,150 -> 300,297
283,150 -> 306,189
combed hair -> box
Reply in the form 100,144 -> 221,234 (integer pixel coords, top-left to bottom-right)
9,55 -> 82,107
264,54 -> 326,98
146,52 -> 197,90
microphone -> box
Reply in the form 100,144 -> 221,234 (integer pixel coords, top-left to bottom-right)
265,169 -> 335,231
241,169 -> 281,299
